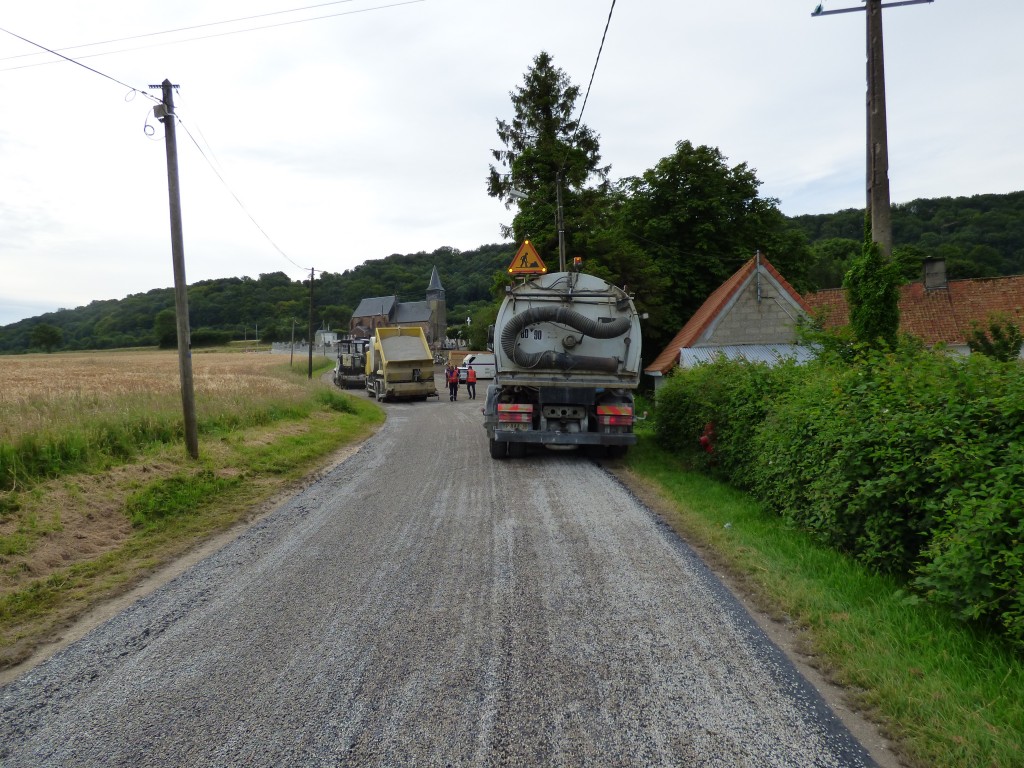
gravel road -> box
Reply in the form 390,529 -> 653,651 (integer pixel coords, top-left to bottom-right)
0,379 -> 880,767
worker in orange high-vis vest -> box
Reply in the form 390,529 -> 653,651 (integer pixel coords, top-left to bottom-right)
466,366 -> 477,400
446,365 -> 460,401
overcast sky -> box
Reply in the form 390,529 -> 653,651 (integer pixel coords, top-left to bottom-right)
2,1 -> 1021,327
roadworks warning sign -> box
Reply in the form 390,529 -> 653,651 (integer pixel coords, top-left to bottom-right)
507,241 -> 547,275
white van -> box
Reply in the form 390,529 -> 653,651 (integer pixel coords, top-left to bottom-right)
459,353 -> 496,380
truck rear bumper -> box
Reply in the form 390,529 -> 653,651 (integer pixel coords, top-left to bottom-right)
387,383 -> 438,399
492,429 -> 636,446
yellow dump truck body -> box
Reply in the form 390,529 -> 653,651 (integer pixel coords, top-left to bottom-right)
365,326 -> 438,401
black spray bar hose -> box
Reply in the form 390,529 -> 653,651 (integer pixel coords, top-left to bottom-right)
500,306 -> 631,372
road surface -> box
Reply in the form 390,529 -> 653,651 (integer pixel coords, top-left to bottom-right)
0,380 -> 880,767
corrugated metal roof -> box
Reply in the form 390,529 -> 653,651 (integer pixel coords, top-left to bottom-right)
678,344 -> 817,368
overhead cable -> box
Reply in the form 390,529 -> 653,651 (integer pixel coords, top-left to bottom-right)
571,0 -> 617,144
175,113 -> 313,274
0,0 -> 364,63
0,1 -> 427,71
0,25 -> 158,100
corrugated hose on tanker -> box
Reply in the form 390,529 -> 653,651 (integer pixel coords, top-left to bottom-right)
500,306 -> 630,372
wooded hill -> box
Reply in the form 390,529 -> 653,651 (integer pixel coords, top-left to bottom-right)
3,189 -> 1022,355
792,189 -> 1024,288
0,243 -> 513,354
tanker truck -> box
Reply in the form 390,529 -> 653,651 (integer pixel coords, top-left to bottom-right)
483,267 -> 642,459
365,326 -> 438,402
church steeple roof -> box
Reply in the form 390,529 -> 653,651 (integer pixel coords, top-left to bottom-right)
427,265 -> 444,293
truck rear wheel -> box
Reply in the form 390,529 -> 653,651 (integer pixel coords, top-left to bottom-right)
488,437 -> 507,459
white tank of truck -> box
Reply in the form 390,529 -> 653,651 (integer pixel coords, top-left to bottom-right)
483,269 -> 642,459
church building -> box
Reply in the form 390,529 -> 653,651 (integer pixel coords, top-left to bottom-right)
348,266 -> 447,352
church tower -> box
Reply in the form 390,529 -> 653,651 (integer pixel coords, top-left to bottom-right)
426,265 -> 446,350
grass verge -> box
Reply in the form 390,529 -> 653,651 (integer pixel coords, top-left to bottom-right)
622,434 -> 1023,768
0,367 -> 383,670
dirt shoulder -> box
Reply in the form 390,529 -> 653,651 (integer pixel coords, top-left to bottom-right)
0,437 -> 364,685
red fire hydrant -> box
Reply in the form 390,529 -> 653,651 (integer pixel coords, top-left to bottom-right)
698,422 -> 716,454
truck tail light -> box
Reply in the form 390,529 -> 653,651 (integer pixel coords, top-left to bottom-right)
498,403 -> 533,423
597,404 -> 633,427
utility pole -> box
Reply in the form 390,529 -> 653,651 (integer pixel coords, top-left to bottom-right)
151,79 -> 199,460
812,0 -> 934,259
555,171 -> 567,272
307,267 -> 315,380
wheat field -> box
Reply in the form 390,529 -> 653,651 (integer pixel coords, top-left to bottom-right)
0,349 -> 300,443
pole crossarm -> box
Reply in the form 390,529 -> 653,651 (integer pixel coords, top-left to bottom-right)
812,0 -> 932,16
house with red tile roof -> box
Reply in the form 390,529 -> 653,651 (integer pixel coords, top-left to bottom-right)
647,256 -> 1024,388
645,253 -> 815,389
804,258 -> 1024,355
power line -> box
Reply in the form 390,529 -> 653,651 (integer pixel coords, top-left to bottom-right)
554,0 -> 616,272
0,0 -> 427,72
0,0 -> 365,63
0,25 -> 159,101
0,25 -> 324,278
571,0 -> 616,144
175,113 -> 314,275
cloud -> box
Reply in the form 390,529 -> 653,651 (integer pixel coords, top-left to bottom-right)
2,0 -> 1023,328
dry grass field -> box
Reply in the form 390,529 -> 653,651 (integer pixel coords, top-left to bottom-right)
0,349 -> 294,443
0,349 -> 379,669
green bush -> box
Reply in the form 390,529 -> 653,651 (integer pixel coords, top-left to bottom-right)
653,365 -> 722,456
655,357 -> 803,485
655,348 -> 1024,649
912,368 -> 1024,646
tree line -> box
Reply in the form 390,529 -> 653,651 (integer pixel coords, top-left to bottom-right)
0,244 -> 514,355
4,51 -> 1022,358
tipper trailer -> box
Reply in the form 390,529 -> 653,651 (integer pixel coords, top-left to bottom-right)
365,326 -> 438,402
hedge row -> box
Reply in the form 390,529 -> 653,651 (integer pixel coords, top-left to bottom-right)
655,348 -> 1024,649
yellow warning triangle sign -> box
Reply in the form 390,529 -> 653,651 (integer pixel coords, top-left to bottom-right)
507,240 -> 548,275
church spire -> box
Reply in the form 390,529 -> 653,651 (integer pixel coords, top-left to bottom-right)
427,265 -> 444,297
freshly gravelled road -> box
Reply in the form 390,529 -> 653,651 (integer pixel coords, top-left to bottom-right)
0,381 -> 880,767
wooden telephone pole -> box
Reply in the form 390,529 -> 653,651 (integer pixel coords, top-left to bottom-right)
812,0 -> 934,259
151,79 -> 199,459
307,267 -> 315,380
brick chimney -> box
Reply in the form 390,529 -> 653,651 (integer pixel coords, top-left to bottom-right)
923,257 -> 948,291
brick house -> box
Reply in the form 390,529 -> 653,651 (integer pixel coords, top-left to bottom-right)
647,255 -> 1024,388
804,257 -> 1024,356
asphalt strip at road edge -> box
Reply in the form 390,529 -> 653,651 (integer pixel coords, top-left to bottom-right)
603,463 -> 903,768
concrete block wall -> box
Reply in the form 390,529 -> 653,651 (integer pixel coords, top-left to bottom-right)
708,279 -> 800,345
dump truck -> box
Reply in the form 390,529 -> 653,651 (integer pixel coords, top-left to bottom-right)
365,326 -> 438,402
333,336 -> 369,389
483,268 -> 642,459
